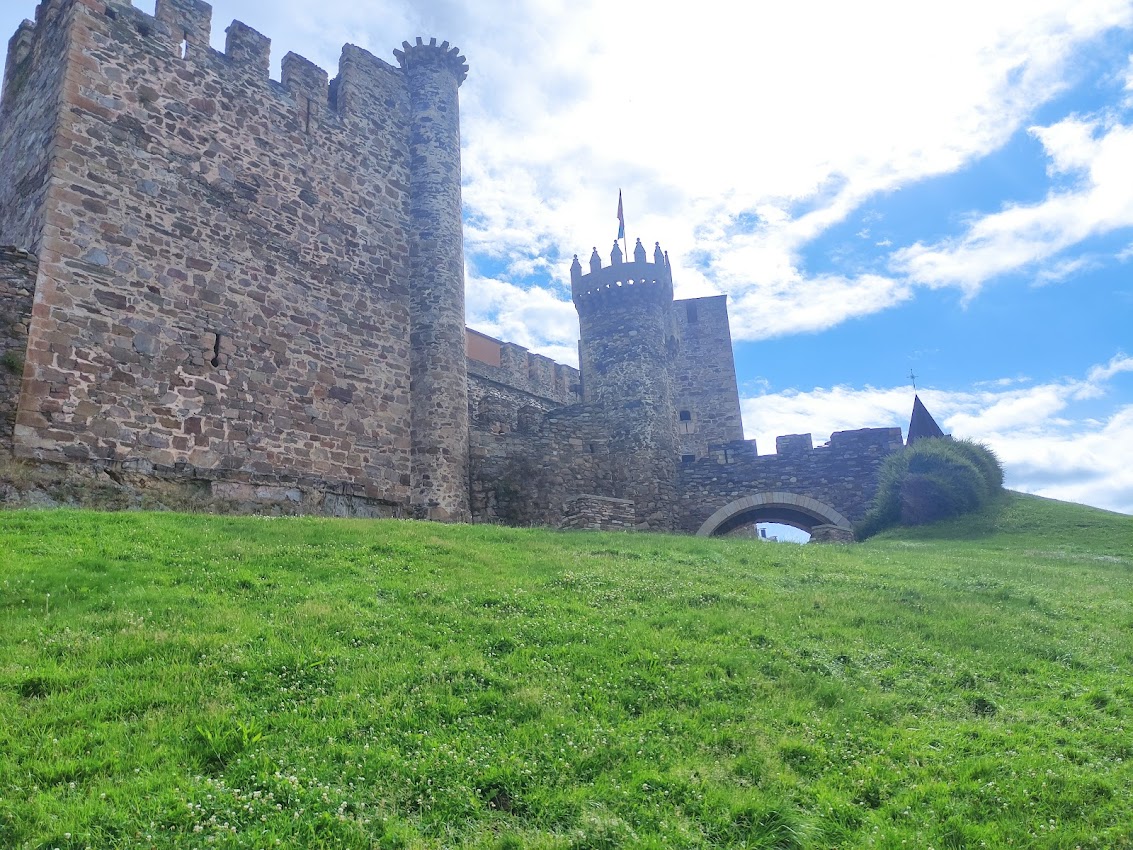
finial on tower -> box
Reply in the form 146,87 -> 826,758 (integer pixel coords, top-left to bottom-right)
570,254 -> 582,283
611,241 -> 623,265
633,238 -> 646,263
589,247 -> 602,274
653,242 -> 664,265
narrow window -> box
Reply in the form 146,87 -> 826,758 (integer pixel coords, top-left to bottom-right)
303,97 -> 312,134
180,34 -> 189,59
588,443 -> 596,454
686,303 -> 698,323
679,410 -> 692,421
681,454 -> 695,464
210,333 -> 222,368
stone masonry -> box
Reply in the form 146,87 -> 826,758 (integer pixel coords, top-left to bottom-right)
1,0 -> 468,517
3,1 -> 905,534
1,248 -> 37,452
466,241 -> 904,535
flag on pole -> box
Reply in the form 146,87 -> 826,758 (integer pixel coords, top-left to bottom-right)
616,190 -> 625,240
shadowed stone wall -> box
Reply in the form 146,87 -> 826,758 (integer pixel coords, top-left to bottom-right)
469,403 -> 615,527
0,248 -> 37,453
0,7 -> 67,255
672,294 -> 744,459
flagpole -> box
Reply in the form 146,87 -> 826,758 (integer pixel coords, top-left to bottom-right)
617,189 -> 627,259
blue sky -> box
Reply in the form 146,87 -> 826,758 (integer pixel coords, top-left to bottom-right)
3,0 -> 1131,514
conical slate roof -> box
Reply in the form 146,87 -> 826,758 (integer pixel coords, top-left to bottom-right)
907,394 -> 945,445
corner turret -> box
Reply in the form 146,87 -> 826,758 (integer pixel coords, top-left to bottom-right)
398,36 -> 471,522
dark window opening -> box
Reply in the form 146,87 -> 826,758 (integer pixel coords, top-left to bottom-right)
681,454 -> 695,464
210,333 -> 222,368
686,303 -> 698,322
303,97 -> 312,133
679,410 -> 692,421
180,34 -> 189,59
588,443 -> 596,454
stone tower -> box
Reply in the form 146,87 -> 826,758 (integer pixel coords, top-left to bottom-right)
571,238 -> 679,529
1,0 -> 474,520
396,38 -> 471,522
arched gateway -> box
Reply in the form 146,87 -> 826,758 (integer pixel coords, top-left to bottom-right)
695,491 -> 852,537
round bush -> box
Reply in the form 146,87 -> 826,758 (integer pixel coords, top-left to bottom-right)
858,438 -> 1004,537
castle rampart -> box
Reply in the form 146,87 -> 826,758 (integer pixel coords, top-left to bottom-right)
0,0 -> 469,516
467,327 -> 580,418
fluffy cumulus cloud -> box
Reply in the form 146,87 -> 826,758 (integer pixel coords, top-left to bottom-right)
893,117 -> 1133,295
741,354 -> 1133,514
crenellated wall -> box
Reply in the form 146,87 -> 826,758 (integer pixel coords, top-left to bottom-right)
0,0 -> 474,514
467,328 -> 580,407
677,427 -> 905,533
0,247 -> 37,454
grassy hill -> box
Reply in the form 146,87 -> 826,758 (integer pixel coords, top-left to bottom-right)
1,493 -> 1130,849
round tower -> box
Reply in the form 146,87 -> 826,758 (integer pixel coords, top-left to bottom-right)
395,38 -> 470,522
571,238 -> 679,530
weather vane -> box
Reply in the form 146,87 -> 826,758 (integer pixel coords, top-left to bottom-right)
909,369 -> 917,391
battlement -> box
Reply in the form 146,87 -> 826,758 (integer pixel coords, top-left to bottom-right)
394,37 -> 469,87
3,1 -> 467,133
466,328 -> 580,406
570,238 -> 673,310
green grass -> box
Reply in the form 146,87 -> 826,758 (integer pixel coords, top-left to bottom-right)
1,492 -> 1131,849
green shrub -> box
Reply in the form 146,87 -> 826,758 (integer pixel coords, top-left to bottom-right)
857,438 -> 1004,538
0,349 -> 24,375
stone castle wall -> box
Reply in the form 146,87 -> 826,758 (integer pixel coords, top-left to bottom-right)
467,329 -> 579,407
0,248 -> 37,453
672,295 -> 744,458
0,0 -> 443,511
469,403 -> 615,527
1,2 -> 903,533
676,427 -> 904,533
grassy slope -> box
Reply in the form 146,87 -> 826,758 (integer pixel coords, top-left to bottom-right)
0,493 -> 1130,849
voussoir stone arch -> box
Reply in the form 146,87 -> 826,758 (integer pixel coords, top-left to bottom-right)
695,491 -> 852,537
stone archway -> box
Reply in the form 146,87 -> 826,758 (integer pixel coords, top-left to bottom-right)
695,491 -> 853,538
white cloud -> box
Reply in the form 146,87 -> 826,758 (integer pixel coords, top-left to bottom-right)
727,274 -> 912,340
466,275 -> 580,367
893,118 -> 1133,295
740,354 -> 1133,514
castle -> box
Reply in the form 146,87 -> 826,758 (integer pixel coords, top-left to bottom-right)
1,0 -> 905,537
